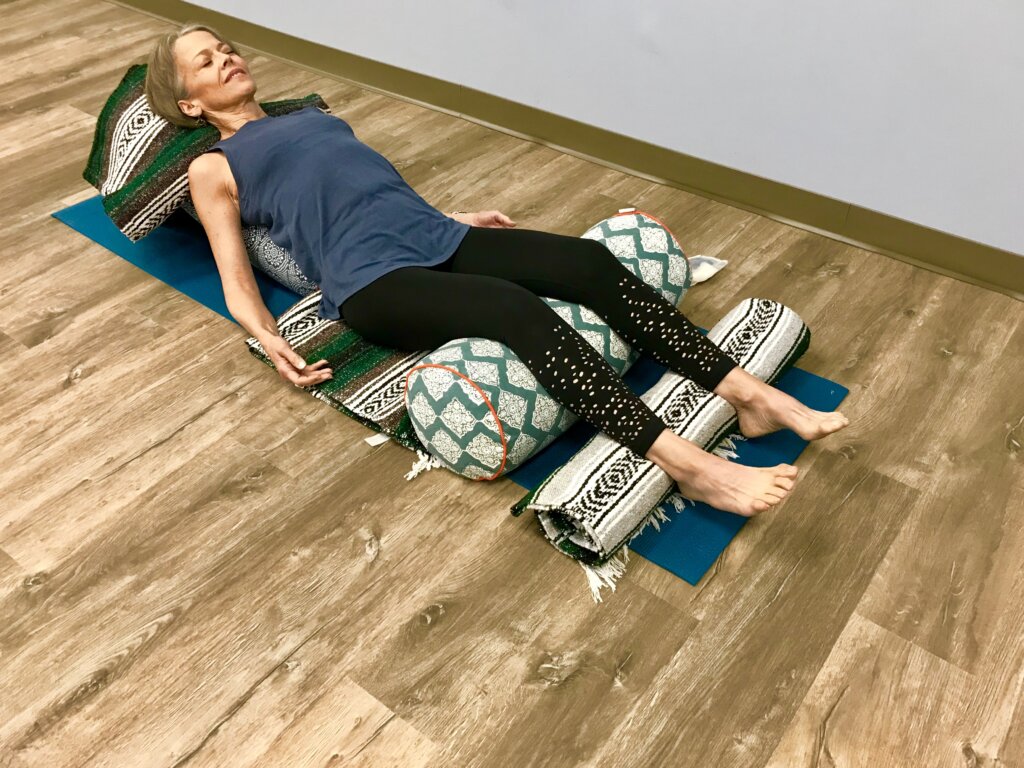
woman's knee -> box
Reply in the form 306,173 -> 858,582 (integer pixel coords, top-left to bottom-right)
491,281 -> 550,315
582,238 -> 625,280
557,240 -> 629,308
482,288 -> 571,368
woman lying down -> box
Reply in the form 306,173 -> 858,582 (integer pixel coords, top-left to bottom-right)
143,23 -> 850,518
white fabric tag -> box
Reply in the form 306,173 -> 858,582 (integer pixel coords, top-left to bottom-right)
365,433 -> 391,446
687,254 -> 729,284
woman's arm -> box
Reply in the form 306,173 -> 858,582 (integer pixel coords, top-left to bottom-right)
445,210 -> 517,228
188,156 -> 278,342
188,155 -> 333,388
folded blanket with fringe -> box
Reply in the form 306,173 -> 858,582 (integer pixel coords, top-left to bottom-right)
510,297 -> 811,602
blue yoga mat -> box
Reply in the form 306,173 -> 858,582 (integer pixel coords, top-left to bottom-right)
54,195 -> 848,586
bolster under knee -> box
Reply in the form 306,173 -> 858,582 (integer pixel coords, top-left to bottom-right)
404,211 -> 692,479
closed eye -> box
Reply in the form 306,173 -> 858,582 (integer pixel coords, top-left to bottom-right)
200,47 -> 235,68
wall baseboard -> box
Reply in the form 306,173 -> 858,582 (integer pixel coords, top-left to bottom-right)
113,0 -> 1024,301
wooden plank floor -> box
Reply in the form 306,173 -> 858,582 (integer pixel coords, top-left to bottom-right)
1,0 -> 1022,765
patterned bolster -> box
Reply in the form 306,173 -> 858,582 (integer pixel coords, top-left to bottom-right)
404,212 -> 692,481
181,199 -> 320,296
509,298 -> 812,566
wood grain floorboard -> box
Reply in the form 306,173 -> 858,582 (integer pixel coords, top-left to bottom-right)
765,610 -> 980,767
859,317 -> 1024,668
0,547 -> 24,605
578,453 -> 915,767
1,1 -> 1022,765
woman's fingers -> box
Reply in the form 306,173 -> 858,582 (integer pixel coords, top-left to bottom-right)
283,345 -> 308,371
264,334 -> 333,387
487,210 -> 516,227
287,358 -> 333,387
301,358 -> 332,373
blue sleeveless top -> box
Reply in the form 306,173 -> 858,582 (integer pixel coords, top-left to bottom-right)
206,105 -> 471,320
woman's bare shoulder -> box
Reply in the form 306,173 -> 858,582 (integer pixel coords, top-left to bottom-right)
189,151 -> 238,202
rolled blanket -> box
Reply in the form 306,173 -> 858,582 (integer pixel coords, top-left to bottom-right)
510,297 -> 812,602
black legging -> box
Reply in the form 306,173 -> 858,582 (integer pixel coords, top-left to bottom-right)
341,225 -> 740,459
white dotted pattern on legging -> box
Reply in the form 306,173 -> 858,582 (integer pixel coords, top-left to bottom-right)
609,273 -> 735,390
517,317 -> 665,456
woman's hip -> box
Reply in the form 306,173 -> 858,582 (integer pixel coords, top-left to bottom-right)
339,263 -> 559,351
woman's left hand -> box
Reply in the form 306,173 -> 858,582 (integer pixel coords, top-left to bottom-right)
469,210 -> 516,228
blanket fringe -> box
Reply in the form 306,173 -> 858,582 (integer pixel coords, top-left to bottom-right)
580,546 -> 630,603
580,495 -> 695,602
405,449 -> 446,481
710,432 -> 747,460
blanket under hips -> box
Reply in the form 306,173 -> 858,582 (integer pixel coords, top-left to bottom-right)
510,297 -> 811,601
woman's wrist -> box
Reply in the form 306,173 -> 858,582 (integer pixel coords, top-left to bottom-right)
448,210 -> 473,225
224,283 -> 281,343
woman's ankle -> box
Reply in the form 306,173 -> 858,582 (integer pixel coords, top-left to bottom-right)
645,428 -> 707,475
713,365 -> 761,407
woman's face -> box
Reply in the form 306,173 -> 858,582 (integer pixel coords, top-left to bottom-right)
174,29 -> 255,120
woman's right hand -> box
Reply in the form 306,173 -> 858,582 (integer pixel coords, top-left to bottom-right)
261,334 -> 333,388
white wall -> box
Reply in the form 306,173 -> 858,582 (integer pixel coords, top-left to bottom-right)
198,0 -> 1024,257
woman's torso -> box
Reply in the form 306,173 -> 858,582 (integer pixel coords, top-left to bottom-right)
204,105 -> 470,320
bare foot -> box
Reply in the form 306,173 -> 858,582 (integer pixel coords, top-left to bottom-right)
735,387 -> 849,441
648,431 -> 799,517
715,366 -> 849,441
675,451 -> 798,517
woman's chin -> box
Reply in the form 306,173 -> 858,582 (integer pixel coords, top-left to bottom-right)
223,75 -> 255,93
225,84 -> 257,102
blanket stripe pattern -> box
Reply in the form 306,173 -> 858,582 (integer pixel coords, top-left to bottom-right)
510,297 -> 811,601
244,291 -> 433,459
